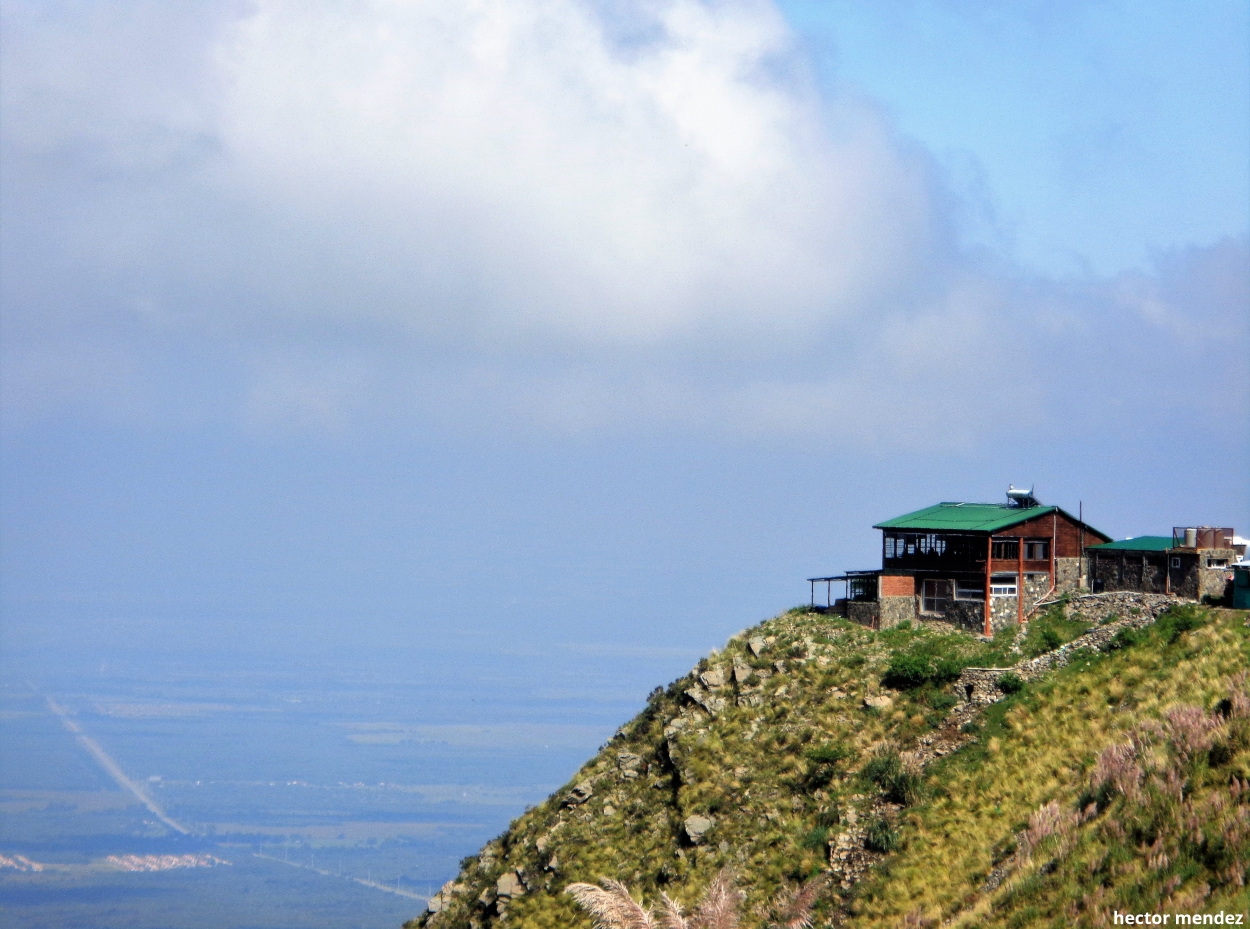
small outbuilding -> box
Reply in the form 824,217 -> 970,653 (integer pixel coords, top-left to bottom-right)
1087,527 -> 1239,601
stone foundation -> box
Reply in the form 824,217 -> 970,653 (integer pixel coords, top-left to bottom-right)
944,600 -> 986,634
846,601 -> 880,629
879,596 -> 916,629
990,595 -> 1019,632
1023,574 -> 1052,613
1054,557 -> 1082,593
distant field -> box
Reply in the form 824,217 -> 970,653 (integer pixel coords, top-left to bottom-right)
0,642 -> 670,929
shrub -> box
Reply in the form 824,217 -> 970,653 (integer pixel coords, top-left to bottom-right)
1157,605 -> 1204,644
862,749 -> 924,806
804,744 -> 851,790
816,804 -> 842,828
882,650 -> 964,690
1111,627 -> 1144,650
883,653 -> 932,689
806,744 -> 852,766
997,672 -> 1026,695
865,816 -> 900,853
800,825 -> 830,850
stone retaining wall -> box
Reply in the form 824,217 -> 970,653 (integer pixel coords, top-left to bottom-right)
954,591 -> 1179,706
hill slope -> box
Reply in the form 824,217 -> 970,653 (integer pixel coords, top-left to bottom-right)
406,600 -> 1250,929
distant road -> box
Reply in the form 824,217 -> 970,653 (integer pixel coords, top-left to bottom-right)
253,852 -> 428,901
44,696 -> 190,836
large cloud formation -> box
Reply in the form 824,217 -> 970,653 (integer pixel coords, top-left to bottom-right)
1,0 -> 1245,445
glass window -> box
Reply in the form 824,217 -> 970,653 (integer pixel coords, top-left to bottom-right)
992,540 -> 1019,560
955,580 -> 985,601
1025,541 -> 1049,560
922,579 -> 952,613
990,574 -> 1018,597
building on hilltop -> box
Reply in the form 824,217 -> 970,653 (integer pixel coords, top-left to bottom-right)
811,486 -> 1110,636
1086,527 -> 1242,601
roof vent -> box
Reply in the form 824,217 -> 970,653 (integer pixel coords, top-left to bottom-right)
1006,485 -> 1039,508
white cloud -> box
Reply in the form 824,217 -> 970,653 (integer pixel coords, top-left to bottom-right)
0,0 -> 1245,453
211,0 -> 944,343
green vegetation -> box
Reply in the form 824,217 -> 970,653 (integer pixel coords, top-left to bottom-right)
408,604 -> 1250,929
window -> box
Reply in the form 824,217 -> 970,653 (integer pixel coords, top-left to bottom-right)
992,540 -> 1019,560
922,579 -> 952,613
990,574 -> 1018,597
1208,558 -> 1228,568
884,537 -> 896,558
848,577 -> 875,602
1171,557 -> 1182,568
955,580 -> 985,601
1024,541 -> 1049,560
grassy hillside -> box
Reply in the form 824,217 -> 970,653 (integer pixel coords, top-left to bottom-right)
406,601 -> 1250,929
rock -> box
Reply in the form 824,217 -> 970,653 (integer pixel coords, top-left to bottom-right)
563,782 -> 593,806
700,667 -> 727,689
773,660 -> 788,674
864,694 -> 894,710
544,854 -> 559,872
748,637 -> 767,657
535,834 -> 549,853
684,687 -> 726,716
427,893 -> 446,914
683,814 -> 714,844
603,804 -> 616,817
737,690 -> 764,708
617,751 -> 642,779
733,662 -> 753,684
497,871 -> 525,898
830,687 -> 847,699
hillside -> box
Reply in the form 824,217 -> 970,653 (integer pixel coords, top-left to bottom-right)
405,598 -> 1250,929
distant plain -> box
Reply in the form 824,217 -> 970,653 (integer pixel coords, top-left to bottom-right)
0,641 -> 694,928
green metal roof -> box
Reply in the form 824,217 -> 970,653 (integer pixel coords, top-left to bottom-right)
1088,536 -> 1173,552
873,502 -> 1060,533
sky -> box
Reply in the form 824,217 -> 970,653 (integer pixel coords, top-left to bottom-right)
1,0 -> 1247,674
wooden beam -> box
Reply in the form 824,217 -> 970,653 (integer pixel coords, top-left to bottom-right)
984,536 -> 993,637
1017,535 -> 1025,625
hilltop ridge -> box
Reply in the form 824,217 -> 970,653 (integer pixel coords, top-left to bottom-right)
406,597 -> 1250,929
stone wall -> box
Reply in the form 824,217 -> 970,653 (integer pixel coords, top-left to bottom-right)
989,595 -> 1018,632
879,596 -> 915,629
1168,553 -> 1199,599
1198,549 -> 1238,601
1090,551 -> 1169,594
1050,590 -> 1176,625
955,667 -> 1016,707
1054,557 -> 1082,593
846,601 -> 880,629
1200,567 -> 1233,601
1023,574 -> 1051,612
944,600 -> 985,634
953,591 -> 1177,708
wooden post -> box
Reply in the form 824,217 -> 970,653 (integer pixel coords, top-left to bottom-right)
1051,512 -> 1057,591
984,536 -> 993,637
1017,536 -> 1025,625
1079,502 -> 1085,590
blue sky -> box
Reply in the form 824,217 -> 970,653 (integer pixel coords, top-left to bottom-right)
1,0 -> 1247,674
